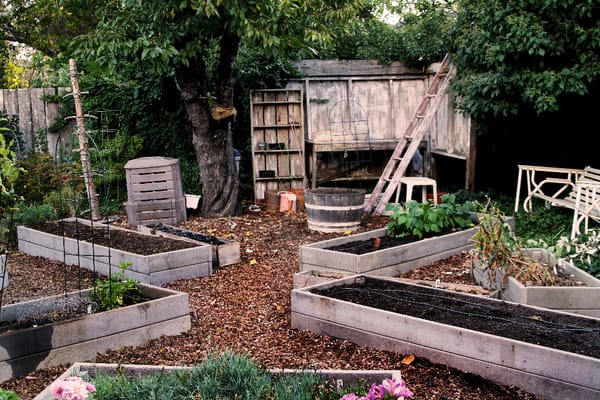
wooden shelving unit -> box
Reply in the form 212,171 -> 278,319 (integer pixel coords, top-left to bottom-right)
250,89 -> 306,202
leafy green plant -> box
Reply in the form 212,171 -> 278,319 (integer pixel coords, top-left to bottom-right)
91,262 -> 143,311
0,388 -> 19,400
13,151 -> 60,205
91,351 -> 342,400
386,193 -> 473,239
556,229 -> 600,279
43,185 -> 87,218
0,128 -> 25,247
0,128 -> 24,205
7,202 -> 57,227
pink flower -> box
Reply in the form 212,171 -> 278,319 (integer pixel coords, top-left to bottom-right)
367,383 -> 386,399
339,377 -> 415,400
49,377 -> 96,400
381,377 -> 414,398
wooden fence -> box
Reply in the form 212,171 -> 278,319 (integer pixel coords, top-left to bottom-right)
285,59 -> 475,189
0,87 -> 68,153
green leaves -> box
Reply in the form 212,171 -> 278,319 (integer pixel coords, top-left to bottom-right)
386,194 -> 473,240
451,0 -> 600,119
91,262 -> 143,311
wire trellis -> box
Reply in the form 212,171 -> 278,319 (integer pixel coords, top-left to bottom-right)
0,107 -> 120,330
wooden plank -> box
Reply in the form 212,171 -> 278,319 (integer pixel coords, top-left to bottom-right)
291,278 -> 600,397
130,180 -> 176,192
127,198 -> 175,210
29,88 -> 47,145
3,90 -> 18,119
16,89 -> 33,149
292,59 -> 431,77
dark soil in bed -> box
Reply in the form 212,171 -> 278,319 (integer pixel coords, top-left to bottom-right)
324,228 -> 461,254
4,213 -> 545,399
33,220 -> 201,255
313,276 -> 600,359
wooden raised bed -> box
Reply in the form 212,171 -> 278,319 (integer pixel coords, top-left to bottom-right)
138,223 -> 240,267
300,217 -> 514,276
33,362 -> 402,400
17,219 -> 213,285
291,275 -> 600,399
0,283 -> 190,383
0,254 -> 7,289
293,269 -> 353,289
502,249 -> 600,318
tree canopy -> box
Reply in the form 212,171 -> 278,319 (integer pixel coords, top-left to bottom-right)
2,0 -> 599,212
450,0 -> 600,121
71,0 -> 365,216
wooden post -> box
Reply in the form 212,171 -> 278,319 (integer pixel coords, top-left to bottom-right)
68,59 -> 101,220
465,119 -> 477,193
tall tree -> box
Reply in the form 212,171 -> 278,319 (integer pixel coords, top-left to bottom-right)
74,0 -> 363,217
1,0 -> 103,57
449,0 -> 600,121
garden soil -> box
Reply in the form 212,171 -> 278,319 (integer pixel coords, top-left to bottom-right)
1,211 -> 559,399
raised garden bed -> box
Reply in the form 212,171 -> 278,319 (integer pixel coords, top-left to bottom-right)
17,218 -> 213,285
0,254 -> 7,289
33,361 -> 402,400
138,222 -> 240,267
293,269 -> 353,289
499,249 -> 600,318
299,217 -> 514,276
0,283 -> 190,383
291,275 -> 600,400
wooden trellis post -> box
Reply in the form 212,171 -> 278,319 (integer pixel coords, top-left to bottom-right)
68,59 -> 101,221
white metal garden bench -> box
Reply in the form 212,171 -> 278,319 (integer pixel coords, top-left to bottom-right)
514,165 -> 600,238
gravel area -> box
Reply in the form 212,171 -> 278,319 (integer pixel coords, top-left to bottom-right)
0,210 -> 542,399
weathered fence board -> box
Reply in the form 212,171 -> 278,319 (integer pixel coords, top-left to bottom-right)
0,87 -> 67,153
286,59 -> 474,189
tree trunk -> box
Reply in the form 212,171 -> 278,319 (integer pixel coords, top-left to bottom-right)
177,39 -> 240,217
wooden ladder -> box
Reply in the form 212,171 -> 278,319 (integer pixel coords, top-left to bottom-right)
364,54 -> 454,215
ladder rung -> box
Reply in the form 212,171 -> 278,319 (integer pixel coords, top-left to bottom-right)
366,53 -> 452,216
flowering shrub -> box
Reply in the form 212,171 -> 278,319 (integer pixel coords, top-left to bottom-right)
49,376 -> 96,400
556,229 -> 600,279
340,377 -> 413,399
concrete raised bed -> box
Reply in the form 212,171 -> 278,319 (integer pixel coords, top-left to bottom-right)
291,275 -> 600,399
300,217 -> 514,276
17,219 -> 213,285
138,223 -> 240,267
33,362 -> 402,400
0,283 -> 190,383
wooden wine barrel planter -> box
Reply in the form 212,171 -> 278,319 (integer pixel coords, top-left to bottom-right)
304,188 -> 365,233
